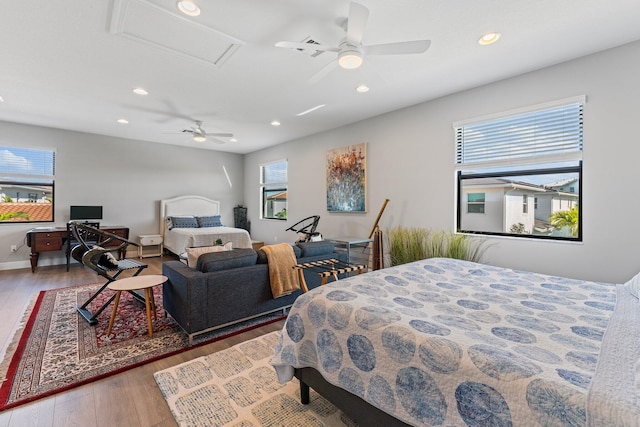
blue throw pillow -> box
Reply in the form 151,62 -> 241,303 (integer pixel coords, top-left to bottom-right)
167,216 -> 199,230
197,215 -> 223,227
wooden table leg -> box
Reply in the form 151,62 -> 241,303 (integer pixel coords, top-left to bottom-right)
149,288 -> 157,321
144,288 -> 153,337
297,268 -> 309,293
107,291 -> 122,336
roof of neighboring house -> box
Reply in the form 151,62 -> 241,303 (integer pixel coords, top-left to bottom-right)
267,191 -> 287,200
544,177 -> 579,188
0,202 -> 53,222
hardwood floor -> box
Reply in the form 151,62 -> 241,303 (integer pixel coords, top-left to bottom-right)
0,256 -> 285,427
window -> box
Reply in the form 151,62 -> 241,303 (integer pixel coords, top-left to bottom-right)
455,97 -> 584,241
260,159 -> 287,220
467,193 -> 485,213
0,146 -> 55,223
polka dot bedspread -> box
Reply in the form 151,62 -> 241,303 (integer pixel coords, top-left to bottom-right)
271,257 -> 640,426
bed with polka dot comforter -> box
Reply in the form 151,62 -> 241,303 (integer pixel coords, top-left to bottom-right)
271,257 -> 640,426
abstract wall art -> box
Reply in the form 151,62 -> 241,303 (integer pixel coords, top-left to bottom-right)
326,143 -> 367,213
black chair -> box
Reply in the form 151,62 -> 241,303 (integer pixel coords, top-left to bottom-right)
66,221 -> 100,271
68,221 -> 148,325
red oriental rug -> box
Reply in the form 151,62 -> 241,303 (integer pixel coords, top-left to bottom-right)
0,283 -> 286,411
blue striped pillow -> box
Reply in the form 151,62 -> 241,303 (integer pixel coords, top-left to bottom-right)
197,215 -> 223,227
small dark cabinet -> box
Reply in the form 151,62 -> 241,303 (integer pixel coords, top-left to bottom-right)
233,205 -> 250,233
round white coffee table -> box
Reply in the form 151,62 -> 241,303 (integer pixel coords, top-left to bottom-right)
107,274 -> 168,337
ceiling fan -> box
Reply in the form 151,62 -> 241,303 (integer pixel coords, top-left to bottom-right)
170,121 -> 233,143
275,2 -> 431,81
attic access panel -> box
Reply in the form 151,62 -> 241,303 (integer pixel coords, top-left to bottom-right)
109,0 -> 244,68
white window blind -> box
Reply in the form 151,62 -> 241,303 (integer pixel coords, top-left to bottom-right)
0,146 -> 55,181
455,100 -> 584,165
261,160 -> 287,184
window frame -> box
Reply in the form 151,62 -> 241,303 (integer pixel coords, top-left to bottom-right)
454,96 -> 584,242
259,159 -> 288,221
457,163 -> 582,241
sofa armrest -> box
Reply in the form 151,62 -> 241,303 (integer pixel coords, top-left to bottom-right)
162,261 -> 206,331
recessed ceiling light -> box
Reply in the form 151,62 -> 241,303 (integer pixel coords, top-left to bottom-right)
177,0 -> 200,16
271,120 -> 281,126
132,87 -> 148,95
356,84 -> 370,93
0,95 -> 4,103
478,32 -> 501,45
117,119 -> 129,124
296,104 -> 326,117
230,138 -> 238,142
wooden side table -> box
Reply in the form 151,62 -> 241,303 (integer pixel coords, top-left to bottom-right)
138,234 -> 163,258
107,275 -> 167,337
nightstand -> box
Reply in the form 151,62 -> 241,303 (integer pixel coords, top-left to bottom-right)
138,234 -> 163,258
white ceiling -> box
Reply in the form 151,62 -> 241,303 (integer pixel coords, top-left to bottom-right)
1,0 -> 640,154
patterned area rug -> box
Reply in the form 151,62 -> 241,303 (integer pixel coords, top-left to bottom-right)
0,283 -> 286,411
155,331 -> 355,427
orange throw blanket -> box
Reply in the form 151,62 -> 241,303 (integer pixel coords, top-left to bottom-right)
261,243 -> 300,298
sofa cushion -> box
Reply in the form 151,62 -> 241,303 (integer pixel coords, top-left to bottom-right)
197,248 -> 257,273
296,241 -> 335,258
186,241 -> 232,267
257,244 -> 301,264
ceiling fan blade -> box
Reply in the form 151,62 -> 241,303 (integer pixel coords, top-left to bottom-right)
275,41 -> 339,53
309,60 -> 338,84
206,133 -> 233,137
346,2 -> 369,45
364,40 -> 431,55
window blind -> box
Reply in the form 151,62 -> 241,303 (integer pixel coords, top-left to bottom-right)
0,146 -> 55,181
455,101 -> 583,165
261,160 -> 287,184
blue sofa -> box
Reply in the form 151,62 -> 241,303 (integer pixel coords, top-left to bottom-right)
161,241 -> 346,343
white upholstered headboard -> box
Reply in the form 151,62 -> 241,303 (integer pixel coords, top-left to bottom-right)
160,195 -> 221,235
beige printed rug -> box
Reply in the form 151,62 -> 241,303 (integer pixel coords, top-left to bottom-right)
154,331 -> 355,427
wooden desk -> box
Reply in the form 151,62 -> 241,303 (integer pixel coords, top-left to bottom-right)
26,226 -> 129,273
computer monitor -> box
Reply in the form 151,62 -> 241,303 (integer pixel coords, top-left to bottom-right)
69,205 -> 103,221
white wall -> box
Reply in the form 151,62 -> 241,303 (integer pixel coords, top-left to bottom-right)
0,122 -> 244,269
245,40 -> 640,284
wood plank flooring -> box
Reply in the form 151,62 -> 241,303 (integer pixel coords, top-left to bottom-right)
0,256 -> 285,427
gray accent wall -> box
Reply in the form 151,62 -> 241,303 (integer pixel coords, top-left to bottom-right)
2,40 -> 638,283
0,123 -> 244,270
244,40 -> 640,284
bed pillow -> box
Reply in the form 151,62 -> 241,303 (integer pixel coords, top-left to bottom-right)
185,241 -> 232,267
296,241 -> 335,258
197,215 -> 223,227
197,248 -> 257,273
625,271 -> 640,299
167,216 -> 199,230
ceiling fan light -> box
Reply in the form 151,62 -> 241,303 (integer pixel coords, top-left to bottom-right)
177,0 -> 200,16
193,134 -> 206,142
479,32 -> 501,45
338,50 -> 363,70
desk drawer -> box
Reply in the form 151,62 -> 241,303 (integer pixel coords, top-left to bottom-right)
34,236 -> 62,251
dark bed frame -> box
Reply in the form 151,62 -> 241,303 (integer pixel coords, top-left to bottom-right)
295,367 -> 412,426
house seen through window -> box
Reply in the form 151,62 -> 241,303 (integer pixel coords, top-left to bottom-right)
454,96 -> 584,241
0,146 -> 55,223
260,159 -> 287,220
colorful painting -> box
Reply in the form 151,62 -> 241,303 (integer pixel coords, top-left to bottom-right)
326,143 -> 367,212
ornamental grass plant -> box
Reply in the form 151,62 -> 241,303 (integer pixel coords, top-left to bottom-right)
385,226 -> 490,267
